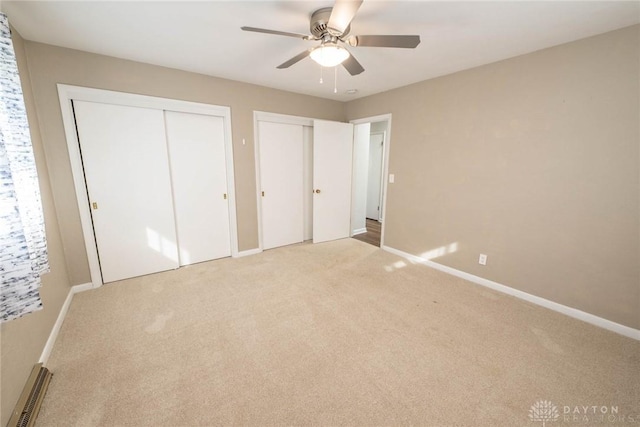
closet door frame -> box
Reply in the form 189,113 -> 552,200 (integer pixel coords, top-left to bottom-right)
58,84 -> 239,288
253,111 -> 314,251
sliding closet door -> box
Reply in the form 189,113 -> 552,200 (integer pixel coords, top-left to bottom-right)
258,121 -> 304,250
313,120 -> 354,243
164,111 -> 231,265
73,101 -> 179,283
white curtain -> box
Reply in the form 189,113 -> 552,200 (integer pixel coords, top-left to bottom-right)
0,13 -> 49,323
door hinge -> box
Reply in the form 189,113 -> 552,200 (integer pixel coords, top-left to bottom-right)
92,202 -> 98,210
261,191 -> 265,197
223,193 -> 227,200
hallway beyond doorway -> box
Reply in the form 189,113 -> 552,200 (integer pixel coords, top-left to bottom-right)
352,219 -> 381,247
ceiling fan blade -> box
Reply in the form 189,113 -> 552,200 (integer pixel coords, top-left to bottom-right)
241,26 -> 309,40
342,52 -> 364,76
328,0 -> 363,34
277,50 -> 312,69
351,35 -> 421,48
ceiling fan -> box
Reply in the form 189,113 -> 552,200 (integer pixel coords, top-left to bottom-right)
241,0 -> 420,76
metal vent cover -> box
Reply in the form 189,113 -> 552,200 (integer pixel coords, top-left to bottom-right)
9,364 -> 52,427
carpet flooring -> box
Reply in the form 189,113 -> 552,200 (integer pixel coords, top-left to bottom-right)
38,239 -> 639,426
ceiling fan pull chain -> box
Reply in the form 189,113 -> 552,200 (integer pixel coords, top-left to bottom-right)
319,65 -> 323,84
334,66 -> 338,94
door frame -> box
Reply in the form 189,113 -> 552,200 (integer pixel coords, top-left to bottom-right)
253,111 -> 315,251
368,130 -> 386,221
58,84 -> 239,288
350,114 -> 392,247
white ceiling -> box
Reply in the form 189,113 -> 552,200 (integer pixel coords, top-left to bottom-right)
3,1 -> 639,101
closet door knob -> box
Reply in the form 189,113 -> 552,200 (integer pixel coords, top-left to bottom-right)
315,189 -> 321,194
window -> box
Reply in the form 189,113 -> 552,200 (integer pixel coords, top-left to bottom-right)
0,13 -> 49,322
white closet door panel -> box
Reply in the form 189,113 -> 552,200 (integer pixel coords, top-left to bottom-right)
258,121 -> 304,250
313,120 -> 354,243
73,101 -> 179,283
302,126 -> 314,241
165,111 -> 231,266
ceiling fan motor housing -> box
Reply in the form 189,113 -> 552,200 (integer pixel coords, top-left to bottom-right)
310,7 -> 350,38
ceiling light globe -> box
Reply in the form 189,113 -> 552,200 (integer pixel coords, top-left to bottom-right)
310,44 -> 350,67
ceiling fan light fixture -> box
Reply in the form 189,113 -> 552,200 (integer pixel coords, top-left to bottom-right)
310,43 -> 350,67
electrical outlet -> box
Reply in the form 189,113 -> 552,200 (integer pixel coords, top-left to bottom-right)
479,254 -> 487,265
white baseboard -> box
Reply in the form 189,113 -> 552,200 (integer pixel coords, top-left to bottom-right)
382,245 -> 640,341
234,248 -> 262,258
39,283 -> 92,365
352,228 -> 367,236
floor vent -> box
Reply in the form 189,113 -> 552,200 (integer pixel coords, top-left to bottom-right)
8,363 -> 52,427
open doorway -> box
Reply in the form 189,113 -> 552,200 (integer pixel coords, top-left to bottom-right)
350,116 -> 391,248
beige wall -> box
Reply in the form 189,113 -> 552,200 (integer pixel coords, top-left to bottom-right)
0,29 -> 72,426
23,42 -> 346,286
346,25 -> 640,329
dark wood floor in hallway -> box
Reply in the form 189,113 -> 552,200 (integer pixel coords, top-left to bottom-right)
352,219 -> 381,247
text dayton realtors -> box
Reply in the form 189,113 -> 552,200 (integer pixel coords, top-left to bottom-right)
562,406 -> 638,423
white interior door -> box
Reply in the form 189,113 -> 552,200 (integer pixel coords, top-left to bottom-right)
165,111 -> 231,266
351,123 -> 371,234
313,120 -> 354,243
258,121 -> 304,250
73,101 -> 179,283
367,133 -> 384,220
